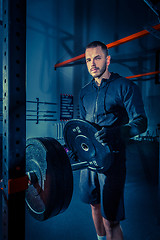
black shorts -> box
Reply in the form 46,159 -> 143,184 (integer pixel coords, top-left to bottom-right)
79,152 -> 126,221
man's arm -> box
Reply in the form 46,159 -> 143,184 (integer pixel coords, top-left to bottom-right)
95,81 -> 147,147
122,81 -> 147,139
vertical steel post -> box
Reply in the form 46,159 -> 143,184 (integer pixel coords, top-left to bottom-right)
158,133 -> 160,225
2,0 -> 26,239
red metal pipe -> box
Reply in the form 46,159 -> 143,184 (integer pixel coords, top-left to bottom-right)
126,70 -> 160,79
54,24 -> 160,69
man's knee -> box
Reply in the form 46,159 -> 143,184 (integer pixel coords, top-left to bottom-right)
91,203 -> 103,218
103,219 -> 120,231
91,203 -> 101,211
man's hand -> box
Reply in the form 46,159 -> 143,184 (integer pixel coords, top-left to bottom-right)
95,125 -> 130,149
95,127 -> 120,145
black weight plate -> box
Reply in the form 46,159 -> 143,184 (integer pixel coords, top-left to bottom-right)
39,138 -> 68,216
44,137 -> 73,214
63,119 -> 113,173
75,135 -> 95,159
26,137 -> 73,221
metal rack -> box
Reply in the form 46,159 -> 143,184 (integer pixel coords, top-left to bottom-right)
0,98 -> 57,124
2,0 -> 26,239
26,98 -> 57,124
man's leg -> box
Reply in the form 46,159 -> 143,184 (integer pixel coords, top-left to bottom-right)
91,204 -> 123,240
91,204 -> 106,237
103,218 -> 123,240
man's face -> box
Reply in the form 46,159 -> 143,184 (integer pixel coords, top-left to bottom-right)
85,46 -> 109,79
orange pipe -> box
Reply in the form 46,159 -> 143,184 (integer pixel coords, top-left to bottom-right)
54,24 -> 160,69
126,70 -> 160,79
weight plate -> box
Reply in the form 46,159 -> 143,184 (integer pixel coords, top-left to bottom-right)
63,119 -> 113,173
26,137 -> 73,221
44,137 -> 73,214
75,135 -> 95,159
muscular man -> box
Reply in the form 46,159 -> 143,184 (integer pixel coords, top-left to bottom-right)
79,41 -> 147,240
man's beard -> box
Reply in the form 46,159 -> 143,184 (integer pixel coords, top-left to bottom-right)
91,64 -> 107,79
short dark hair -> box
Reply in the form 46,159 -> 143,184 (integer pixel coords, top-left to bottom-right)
85,41 -> 108,56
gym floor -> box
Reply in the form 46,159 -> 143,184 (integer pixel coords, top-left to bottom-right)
23,141 -> 160,240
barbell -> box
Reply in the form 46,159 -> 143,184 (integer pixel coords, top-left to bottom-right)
1,119 -> 113,221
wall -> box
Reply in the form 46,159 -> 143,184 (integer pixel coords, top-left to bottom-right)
26,0 -> 160,140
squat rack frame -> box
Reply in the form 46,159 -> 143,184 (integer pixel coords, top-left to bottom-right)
2,0 -> 26,239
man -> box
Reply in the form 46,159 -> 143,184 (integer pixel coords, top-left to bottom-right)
78,41 -> 147,240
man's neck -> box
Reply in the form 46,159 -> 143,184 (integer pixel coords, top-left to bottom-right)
95,71 -> 111,86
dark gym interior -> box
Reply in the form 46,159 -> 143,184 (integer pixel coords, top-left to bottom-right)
0,0 -> 160,239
